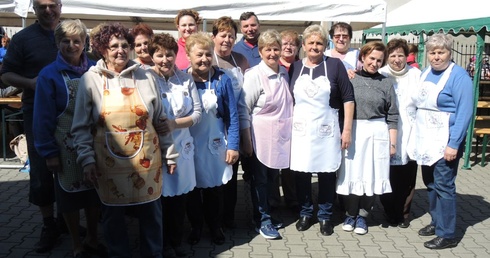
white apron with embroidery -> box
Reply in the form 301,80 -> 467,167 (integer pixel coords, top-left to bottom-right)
407,63 -> 454,166
251,67 -> 293,169
156,73 -> 196,197
290,59 -> 341,172
55,72 -> 94,192
93,72 -> 163,206
337,118 -> 392,196
189,73 -> 232,188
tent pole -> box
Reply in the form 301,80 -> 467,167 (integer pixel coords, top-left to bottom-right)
462,29 -> 486,169
417,33 -> 425,69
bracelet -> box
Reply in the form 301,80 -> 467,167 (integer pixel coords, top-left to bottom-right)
390,144 -> 396,148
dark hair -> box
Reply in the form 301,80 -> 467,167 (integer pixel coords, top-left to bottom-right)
131,23 -> 154,38
212,16 -> 238,37
148,33 -> 178,57
386,38 -> 409,57
239,12 -> 259,24
175,9 -> 201,26
408,43 -> 418,54
329,22 -> 352,39
92,23 -> 134,57
359,41 -> 386,67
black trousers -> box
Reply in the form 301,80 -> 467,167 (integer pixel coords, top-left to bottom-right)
162,194 -> 187,247
186,186 -> 223,230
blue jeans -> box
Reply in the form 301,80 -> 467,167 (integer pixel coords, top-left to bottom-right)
296,172 -> 336,221
249,152 -> 279,227
422,156 -> 460,239
102,199 -> 163,257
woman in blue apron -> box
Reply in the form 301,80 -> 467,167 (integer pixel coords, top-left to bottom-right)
149,32 -> 202,257
407,33 -> 473,250
185,32 -> 240,246
71,23 -> 178,257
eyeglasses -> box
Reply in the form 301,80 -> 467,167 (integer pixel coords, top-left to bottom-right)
108,44 -> 130,52
34,3 -> 61,10
282,42 -> 297,48
333,34 -> 350,40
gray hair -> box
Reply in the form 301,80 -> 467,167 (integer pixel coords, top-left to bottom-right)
302,24 -> 327,45
55,19 -> 87,46
426,33 -> 453,52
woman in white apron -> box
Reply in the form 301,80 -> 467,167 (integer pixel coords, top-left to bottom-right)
149,33 -> 201,257
324,22 -> 361,71
289,25 -> 354,237
407,33 -> 473,250
242,30 -> 293,240
378,39 -> 421,229
185,32 -> 240,246
71,23 -> 178,257
337,41 -> 398,235
33,20 -> 103,258
211,16 -> 253,229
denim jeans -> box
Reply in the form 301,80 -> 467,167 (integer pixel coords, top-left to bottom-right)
422,156 -> 460,239
249,152 -> 279,227
296,172 -> 336,221
102,199 -> 163,258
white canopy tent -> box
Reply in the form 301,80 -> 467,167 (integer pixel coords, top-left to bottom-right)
0,0 -> 387,32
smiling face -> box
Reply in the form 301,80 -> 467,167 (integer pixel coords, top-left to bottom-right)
387,47 -> 407,72
260,42 -> 281,71
213,29 -> 236,56
152,48 -> 176,78
103,36 -> 130,73
303,33 -> 326,64
240,16 -> 260,44
362,49 -> 384,74
281,36 -> 299,62
332,27 -> 351,54
188,43 -> 213,76
134,34 -> 151,64
58,33 -> 84,66
428,47 -> 451,71
33,0 -> 62,30
177,15 -> 198,40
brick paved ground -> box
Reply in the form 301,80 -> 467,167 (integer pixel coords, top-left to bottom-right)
1,156 -> 490,258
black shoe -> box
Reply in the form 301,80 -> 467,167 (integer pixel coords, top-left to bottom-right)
211,228 -> 225,245
424,237 -> 458,249
187,228 -> 201,245
173,245 -> 190,257
319,220 -> 333,236
295,216 -> 311,231
83,242 -> 108,257
35,225 -> 60,253
418,225 -> 436,236
398,219 -> 410,229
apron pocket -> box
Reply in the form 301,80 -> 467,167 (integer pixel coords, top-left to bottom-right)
292,119 -> 306,137
105,130 -> 144,159
180,136 -> 195,160
274,117 -> 292,142
208,133 -> 226,156
317,119 -> 335,138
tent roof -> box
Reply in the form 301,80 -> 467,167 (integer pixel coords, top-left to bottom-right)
0,0 -> 386,31
364,0 -> 490,35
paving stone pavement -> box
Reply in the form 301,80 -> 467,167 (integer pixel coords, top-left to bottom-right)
1,157 -> 490,258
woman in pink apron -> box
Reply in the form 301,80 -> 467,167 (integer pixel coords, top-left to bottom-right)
242,29 -> 293,240
149,33 -> 201,257
33,19 -> 104,258
185,32 -> 240,246
337,41 -> 398,235
408,33 -> 473,250
71,23 -> 177,257
211,16 -> 253,229
289,24 -> 354,236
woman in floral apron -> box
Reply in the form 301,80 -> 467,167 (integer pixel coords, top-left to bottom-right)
33,19 -> 104,258
185,32 -> 240,246
289,24 -> 354,237
149,33 -> 201,257
242,29 -> 294,240
71,23 -> 177,257
408,33 -> 473,250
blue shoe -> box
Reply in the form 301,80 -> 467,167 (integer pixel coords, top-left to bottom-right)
354,216 -> 368,235
259,224 -> 281,239
255,219 -> 283,233
342,216 -> 356,232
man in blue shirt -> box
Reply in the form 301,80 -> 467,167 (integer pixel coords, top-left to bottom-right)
233,12 -> 261,67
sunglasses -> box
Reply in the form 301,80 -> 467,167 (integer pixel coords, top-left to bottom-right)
34,3 -> 61,10
333,34 -> 350,40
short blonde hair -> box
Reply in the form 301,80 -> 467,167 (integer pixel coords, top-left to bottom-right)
55,19 -> 87,46
258,29 -> 281,51
185,31 -> 214,55
302,24 -> 327,45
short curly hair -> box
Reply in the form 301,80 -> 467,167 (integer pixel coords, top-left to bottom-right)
212,16 -> 237,37
185,32 -> 214,56
149,33 -> 178,57
175,9 -> 201,27
91,23 -> 134,58
131,23 -> 154,38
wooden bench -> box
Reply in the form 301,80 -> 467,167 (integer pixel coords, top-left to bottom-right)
474,128 -> 490,166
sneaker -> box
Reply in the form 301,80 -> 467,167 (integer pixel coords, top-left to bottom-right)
354,216 -> 368,235
259,224 -> 281,239
342,216 -> 356,232
35,225 -> 60,253
254,219 -> 283,233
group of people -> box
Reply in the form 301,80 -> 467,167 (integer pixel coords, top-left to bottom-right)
0,0 -> 475,257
